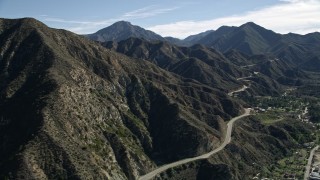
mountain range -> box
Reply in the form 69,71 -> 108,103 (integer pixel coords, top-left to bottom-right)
104,34 -> 313,93
0,17 -> 319,180
87,21 -> 320,72
0,18 -> 245,180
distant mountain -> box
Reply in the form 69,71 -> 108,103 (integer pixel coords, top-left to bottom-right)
165,30 -> 216,47
102,37 -> 309,95
103,37 -> 247,91
86,21 -> 165,42
85,20 -> 319,86
196,26 -> 237,45
271,32 -> 320,71
86,21 -> 218,47
204,22 -> 281,55
195,22 -> 320,72
86,21 -> 320,72
184,30 -> 215,44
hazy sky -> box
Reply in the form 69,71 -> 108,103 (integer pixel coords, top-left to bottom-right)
0,0 -> 319,38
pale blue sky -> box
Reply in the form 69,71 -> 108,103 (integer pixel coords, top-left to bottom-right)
0,0 -> 319,38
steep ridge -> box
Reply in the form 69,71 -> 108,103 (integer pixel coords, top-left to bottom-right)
224,50 -> 309,91
271,32 -> 320,71
103,37 -> 310,95
238,54 -> 308,86
0,18 -> 243,179
224,49 -> 251,66
103,37 -> 249,91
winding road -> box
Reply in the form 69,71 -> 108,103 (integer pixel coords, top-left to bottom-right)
228,85 -> 248,96
138,108 -> 251,180
304,145 -> 319,180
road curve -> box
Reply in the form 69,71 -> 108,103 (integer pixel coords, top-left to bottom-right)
304,145 -> 319,180
228,85 -> 248,96
138,108 -> 251,180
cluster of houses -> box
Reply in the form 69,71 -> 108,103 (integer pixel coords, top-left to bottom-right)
304,142 -> 316,148
310,166 -> 320,180
298,107 -> 311,123
253,107 -> 267,113
251,98 -> 318,179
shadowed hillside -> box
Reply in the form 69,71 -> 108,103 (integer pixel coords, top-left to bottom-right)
0,18 -> 244,180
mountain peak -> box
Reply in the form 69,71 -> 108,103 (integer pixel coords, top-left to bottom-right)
240,22 -> 264,30
96,21 -> 134,33
243,21 -> 257,26
86,21 -> 165,42
112,20 -> 132,27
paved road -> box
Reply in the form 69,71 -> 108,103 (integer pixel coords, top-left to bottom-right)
228,85 -> 248,96
138,108 -> 251,180
241,64 -> 255,68
304,145 -> 319,180
237,75 -> 253,81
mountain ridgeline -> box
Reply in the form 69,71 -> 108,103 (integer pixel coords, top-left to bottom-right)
102,37 -> 308,94
88,21 -> 320,73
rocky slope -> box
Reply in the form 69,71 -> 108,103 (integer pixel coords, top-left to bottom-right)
103,37 -> 248,91
103,37 -> 313,96
0,18 -> 244,180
